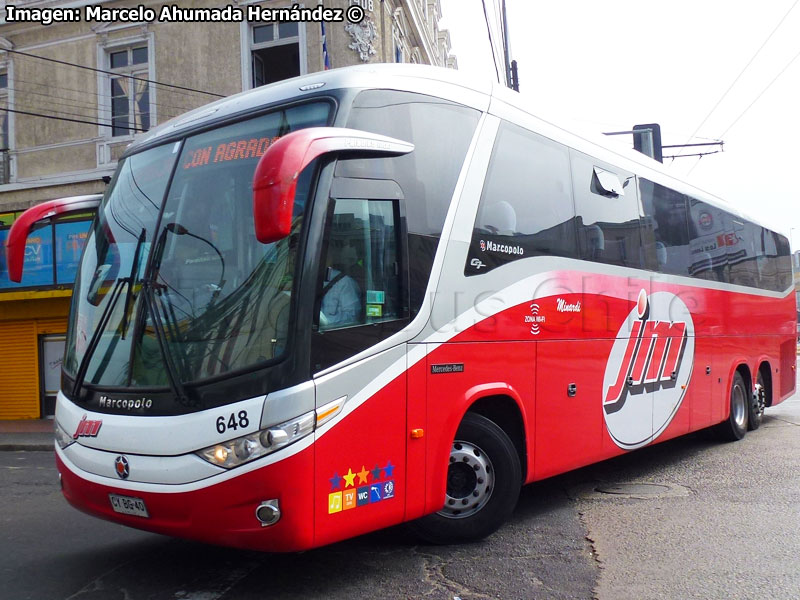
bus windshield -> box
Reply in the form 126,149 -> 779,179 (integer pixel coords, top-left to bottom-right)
64,102 -> 331,390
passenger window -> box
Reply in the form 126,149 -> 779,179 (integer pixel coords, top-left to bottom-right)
726,218 -> 763,289
639,179 -> 691,277
688,200 -> 733,283
465,122 -> 577,275
775,233 -> 793,292
571,151 -> 643,269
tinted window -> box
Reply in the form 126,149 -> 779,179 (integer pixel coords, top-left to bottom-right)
685,199 -> 731,282
572,151 -> 643,269
465,122 -> 577,275
312,198 -> 407,371
639,179 -> 691,276
342,91 -> 480,314
724,216 -> 763,288
775,233 -> 792,291
318,199 -> 402,331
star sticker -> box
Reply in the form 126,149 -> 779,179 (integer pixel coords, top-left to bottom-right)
382,460 -> 395,479
371,464 -> 382,481
357,465 -> 369,484
343,468 -> 356,488
329,472 -> 342,491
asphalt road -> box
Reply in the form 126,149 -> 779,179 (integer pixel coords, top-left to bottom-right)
0,453 -> 595,600
2,358 -> 797,600
578,359 -> 800,600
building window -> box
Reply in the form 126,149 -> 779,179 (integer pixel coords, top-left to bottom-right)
392,10 -> 407,63
251,22 -> 301,87
107,45 -> 151,137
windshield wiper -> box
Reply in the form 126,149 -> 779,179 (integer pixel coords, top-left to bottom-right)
120,228 -> 146,339
133,222 -> 196,407
71,277 -> 129,398
139,279 -> 193,406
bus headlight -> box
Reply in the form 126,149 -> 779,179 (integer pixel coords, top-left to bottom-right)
55,421 -> 75,450
197,411 -> 315,469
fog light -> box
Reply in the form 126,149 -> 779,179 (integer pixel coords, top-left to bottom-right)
255,500 -> 281,527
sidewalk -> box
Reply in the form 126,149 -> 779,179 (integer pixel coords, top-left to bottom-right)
0,419 -> 55,451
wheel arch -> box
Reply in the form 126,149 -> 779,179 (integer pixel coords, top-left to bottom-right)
466,394 -> 528,482
757,360 -> 774,407
735,363 -> 753,403
425,382 -> 529,514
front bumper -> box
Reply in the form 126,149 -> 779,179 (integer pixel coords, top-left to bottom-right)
56,444 -> 315,552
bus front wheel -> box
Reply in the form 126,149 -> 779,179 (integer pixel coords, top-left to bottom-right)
410,413 -> 521,544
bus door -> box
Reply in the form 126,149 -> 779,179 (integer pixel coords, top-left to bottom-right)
310,177 -> 412,547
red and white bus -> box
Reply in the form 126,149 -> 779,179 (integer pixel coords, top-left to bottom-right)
7,65 -> 797,551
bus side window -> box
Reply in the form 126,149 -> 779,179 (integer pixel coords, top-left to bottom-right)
571,151 -> 643,270
639,178 -> 691,277
312,196 -> 408,372
464,121 -> 578,276
341,90 -> 481,316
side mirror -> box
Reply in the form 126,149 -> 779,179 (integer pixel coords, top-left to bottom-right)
5,194 -> 102,282
252,127 -> 414,244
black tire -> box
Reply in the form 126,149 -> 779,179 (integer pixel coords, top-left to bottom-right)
717,371 -> 748,441
409,413 -> 521,544
748,370 -> 766,431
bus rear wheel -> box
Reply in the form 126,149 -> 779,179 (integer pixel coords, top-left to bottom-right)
717,371 -> 748,441
410,413 -> 521,544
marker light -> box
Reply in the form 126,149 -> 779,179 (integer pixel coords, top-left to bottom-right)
197,411 -> 314,469
316,396 -> 346,428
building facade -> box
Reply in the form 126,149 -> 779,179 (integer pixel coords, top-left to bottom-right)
0,0 -> 456,419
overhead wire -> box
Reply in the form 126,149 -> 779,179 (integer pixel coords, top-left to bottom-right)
717,45 -> 800,139
680,0 -> 798,160
9,75 -> 204,116
9,86 -> 185,122
0,106 -> 146,132
3,48 -> 224,98
687,41 -> 800,175
480,0 -> 502,84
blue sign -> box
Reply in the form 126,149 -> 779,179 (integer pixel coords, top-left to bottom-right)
0,219 -> 91,290
55,221 -> 91,284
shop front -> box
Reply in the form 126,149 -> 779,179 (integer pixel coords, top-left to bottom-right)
0,207 -> 94,419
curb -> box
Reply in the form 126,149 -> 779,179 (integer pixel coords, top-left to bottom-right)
0,444 -> 54,452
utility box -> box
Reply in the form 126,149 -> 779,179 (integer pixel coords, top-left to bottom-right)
633,123 -> 663,162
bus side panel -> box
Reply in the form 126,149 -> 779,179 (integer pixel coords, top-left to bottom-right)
534,339 -> 610,480
423,341 -> 535,514
779,338 -> 797,401
312,349 -> 407,549
687,336 -> 715,430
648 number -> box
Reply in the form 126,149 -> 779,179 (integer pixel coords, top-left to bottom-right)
216,411 -> 249,435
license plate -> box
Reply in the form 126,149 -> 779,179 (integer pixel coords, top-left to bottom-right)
109,494 -> 149,518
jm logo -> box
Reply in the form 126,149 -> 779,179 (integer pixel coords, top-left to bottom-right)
604,292 -> 687,415
73,414 -> 102,439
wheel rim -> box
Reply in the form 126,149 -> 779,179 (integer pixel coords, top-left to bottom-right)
753,379 -> 766,417
732,382 -> 747,430
438,439 -> 494,520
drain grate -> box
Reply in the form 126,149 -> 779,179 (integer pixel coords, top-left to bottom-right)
570,480 -> 692,500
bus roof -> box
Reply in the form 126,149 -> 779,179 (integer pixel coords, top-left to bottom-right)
128,64 -> 779,238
